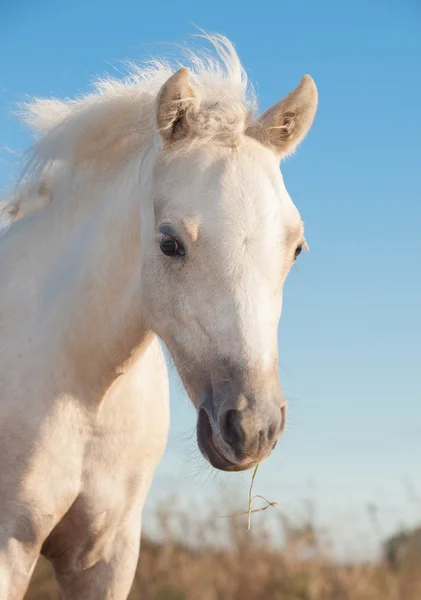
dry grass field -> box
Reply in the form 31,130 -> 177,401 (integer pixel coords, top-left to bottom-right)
24,504 -> 421,600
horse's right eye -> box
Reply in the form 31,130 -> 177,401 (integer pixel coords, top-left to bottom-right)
294,244 -> 303,260
160,236 -> 185,257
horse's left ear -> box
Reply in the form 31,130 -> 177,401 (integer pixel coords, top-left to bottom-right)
156,67 -> 197,144
248,75 -> 318,158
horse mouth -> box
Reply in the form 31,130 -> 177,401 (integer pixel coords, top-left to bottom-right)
210,434 -> 230,462
197,408 -> 252,472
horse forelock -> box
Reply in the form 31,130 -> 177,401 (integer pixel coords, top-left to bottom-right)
8,34 -> 256,217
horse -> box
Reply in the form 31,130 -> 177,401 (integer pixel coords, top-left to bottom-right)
0,35 -> 317,599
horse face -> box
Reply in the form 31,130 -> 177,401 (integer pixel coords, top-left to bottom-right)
141,68 -> 317,471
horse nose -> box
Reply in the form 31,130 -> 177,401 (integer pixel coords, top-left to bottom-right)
220,409 -> 246,450
219,405 -> 285,460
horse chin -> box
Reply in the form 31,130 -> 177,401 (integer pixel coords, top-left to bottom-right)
196,408 -> 254,472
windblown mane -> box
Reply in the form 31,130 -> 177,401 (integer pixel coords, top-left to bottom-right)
0,34 -> 256,224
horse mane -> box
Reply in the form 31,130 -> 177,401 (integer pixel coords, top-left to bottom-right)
1,35 -> 255,220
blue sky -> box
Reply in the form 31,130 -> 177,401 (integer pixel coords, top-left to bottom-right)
1,0 -> 420,556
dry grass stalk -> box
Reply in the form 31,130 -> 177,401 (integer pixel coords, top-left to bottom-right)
218,464 -> 278,531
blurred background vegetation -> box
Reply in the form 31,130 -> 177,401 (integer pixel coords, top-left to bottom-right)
25,501 -> 421,600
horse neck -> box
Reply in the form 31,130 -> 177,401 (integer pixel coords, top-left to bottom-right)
50,158 -> 154,400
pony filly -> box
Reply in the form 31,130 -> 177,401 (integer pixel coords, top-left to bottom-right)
0,36 -> 317,599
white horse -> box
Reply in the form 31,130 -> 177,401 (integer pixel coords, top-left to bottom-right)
0,35 -> 317,599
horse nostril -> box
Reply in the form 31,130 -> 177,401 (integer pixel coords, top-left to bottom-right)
220,409 -> 245,449
258,429 -> 266,451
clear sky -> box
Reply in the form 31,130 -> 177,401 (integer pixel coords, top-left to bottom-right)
1,0 -> 420,558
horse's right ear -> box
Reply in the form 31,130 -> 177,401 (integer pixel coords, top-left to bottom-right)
156,68 -> 197,144
247,75 -> 318,158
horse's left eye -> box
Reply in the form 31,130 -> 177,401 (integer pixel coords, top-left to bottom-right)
294,245 -> 303,260
160,236 -> 185,257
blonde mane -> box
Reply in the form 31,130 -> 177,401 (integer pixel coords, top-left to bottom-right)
11,36 -> 256,209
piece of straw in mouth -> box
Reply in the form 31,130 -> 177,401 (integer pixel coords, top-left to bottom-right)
219,464 -> 278,531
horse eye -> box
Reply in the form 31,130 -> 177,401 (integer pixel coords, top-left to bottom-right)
294,245 -> 303,260
160,236 -> 185,257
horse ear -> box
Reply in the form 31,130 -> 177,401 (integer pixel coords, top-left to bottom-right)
248,75 -> 318,157
156,67 -> 197,144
